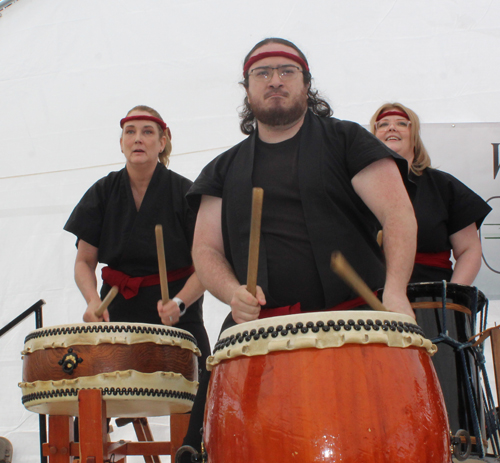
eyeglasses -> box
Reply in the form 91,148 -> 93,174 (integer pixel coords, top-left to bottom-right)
374,120 -> 411,131
248,65 -> 303,81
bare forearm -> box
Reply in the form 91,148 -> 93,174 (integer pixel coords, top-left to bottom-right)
450,224 -> 483,285
192,244 -> 241,305
451,249 -> 482,285
192,194 -> 264,323
173,272 -> 205,308
381,208 -> 417,314
351,158 -> 417,316
75,260 -> 101,305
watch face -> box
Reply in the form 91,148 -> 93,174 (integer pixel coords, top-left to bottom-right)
174,298 -> 186,311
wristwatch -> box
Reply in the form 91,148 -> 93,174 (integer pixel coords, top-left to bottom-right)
173,297 -> 187,317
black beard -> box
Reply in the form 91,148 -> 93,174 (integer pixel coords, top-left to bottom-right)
251,99 -> 307,127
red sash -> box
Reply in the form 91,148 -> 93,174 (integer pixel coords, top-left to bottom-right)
415,251 -> 452,269
258,294 -> 375,319
101,265 -> 194,300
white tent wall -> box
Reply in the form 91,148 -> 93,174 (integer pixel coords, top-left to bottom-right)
0,0 -> 499,461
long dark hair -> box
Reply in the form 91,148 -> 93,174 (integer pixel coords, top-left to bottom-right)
239,38 -> 333,135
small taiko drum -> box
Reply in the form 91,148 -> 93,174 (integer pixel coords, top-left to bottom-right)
19,322 -> 200,417
407,282 -> 488,455
204,311 -> 451,463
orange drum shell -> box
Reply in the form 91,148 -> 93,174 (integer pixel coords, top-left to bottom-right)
23,342 -> 197,383
204,344 -> 451,463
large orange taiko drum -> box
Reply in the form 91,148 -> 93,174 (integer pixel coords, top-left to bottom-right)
204,311 -> 451,463
19,322 -> 200,417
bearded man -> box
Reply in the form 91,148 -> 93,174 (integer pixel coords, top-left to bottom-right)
188,38 -> 416,322
178,37 -> 417,459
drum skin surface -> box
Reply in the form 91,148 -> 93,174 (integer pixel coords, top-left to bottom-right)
204,313 -> 451,463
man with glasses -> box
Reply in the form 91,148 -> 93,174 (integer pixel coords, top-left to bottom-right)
188,37 -> 416,323
179,39 -> 417,457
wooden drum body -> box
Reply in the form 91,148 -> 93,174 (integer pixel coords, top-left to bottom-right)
19,322 -> 200,417
204,311 -> 451,463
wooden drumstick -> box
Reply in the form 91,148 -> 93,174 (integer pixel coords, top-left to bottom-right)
330,251 -> 387,312
246,188 -> 264,297
95,286 -> 119,318
376,230 -> 383,247
155,224 -> 169,304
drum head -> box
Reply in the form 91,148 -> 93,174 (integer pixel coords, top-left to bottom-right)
406,282 -> 486,312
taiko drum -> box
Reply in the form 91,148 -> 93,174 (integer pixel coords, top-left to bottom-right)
204,311 -> 451,463
20,322 -> 200,417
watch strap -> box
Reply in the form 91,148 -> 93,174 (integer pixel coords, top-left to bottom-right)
173,297 -> 187,316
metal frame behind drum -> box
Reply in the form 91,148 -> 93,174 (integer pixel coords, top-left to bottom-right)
407,282 -> 496,459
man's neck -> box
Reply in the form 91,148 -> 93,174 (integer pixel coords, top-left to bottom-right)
257,112 -> 306,144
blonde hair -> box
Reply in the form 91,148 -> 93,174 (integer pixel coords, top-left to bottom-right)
370,102 -> 431,175
125,105 -> 172,166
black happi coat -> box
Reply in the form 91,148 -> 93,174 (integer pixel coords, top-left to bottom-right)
187,111 -> 411,309
65,163 -> 203,324
410,168 -> 491,283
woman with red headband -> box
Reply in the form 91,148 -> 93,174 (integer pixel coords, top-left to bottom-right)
64,105 -> 210,368
370,102 -> 491,285
370,102 -> 491,436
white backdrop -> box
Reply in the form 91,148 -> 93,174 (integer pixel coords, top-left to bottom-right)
1,0 -> 500,461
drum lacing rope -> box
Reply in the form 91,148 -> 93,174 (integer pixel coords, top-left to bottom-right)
431,281 -> 489,458
458,348 -> 485,457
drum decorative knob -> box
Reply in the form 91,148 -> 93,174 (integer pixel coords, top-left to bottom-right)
58,348 -> 83,375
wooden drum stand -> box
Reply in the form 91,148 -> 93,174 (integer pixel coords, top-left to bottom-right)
44,389 -> 189,463
20,322 -> 201,463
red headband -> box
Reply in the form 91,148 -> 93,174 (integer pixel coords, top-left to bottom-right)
376,110 -> 409,122
243,51 -> 309,76
120,115 -> 172,139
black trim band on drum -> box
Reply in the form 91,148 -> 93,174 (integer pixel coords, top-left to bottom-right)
22,387 -> 196,405
24,324 -> 198,346
213,318 -> 426,354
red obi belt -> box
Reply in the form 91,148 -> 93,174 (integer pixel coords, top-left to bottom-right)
101,265 -> 194,299
415,251 -> 452,269
258,294 -> 374,319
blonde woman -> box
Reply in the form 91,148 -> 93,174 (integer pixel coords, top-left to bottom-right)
371,102 -> 491,436
371,102 -> 490,285
65,105 -> 210,368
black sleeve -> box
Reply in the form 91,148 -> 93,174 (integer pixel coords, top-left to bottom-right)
186,145 -> 240,212
63,179 -> 107,248
328,120 -> 414,196
440,170 -> 492,234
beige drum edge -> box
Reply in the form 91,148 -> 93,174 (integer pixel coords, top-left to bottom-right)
22,322 -> 201,356
208,310 -> 436,370
19,369 -> 198,417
